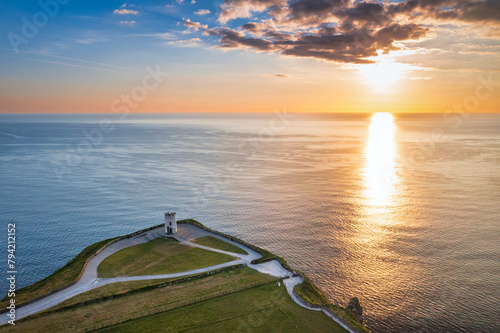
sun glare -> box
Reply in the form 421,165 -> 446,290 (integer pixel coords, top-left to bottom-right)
359,56 -> 410,91
365,113 -> 397,205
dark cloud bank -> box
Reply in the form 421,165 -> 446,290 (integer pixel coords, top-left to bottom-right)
199,0 -> 500,64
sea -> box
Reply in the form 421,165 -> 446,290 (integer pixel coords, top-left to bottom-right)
0,113 -> 499,332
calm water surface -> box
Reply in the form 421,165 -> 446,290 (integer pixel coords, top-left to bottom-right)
0,113 -> 499,332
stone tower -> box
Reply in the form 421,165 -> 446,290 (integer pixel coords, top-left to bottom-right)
164,212 -> 177,234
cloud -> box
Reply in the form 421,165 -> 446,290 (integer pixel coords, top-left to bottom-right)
14,49 -> 140,73
26,58 -> 134,74
219,0 -> 285,24
75,30 -> 110,45
217,1 -> 500,26
194,9 -> 211,15
120,20 -> 136,25
397,24 -> 500,70
206,27 -> 274,50
184,19 -> 208,31
270,74 -> 290,79
207,22 -> 428,63
167,37 -> 202,47
206,0 -> 499,64
75,37 -> 109,45
397,48 -> 500,72
113,9 -> 139,15
134,32 -> 176,40
388,0 -> 500,24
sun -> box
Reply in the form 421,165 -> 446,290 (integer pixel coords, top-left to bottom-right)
358,55 -> 411,91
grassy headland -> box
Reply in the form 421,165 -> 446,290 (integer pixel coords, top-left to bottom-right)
0,219 -> 369,333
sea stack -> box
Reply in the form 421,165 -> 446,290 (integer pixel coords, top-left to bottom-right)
347,297 -> 364,323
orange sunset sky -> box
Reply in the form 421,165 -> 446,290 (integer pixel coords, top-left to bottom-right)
1,0 -> 499,113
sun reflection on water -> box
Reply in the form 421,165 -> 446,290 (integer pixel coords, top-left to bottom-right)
365,113 -> 397,206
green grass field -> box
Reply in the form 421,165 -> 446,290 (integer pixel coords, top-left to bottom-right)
192,236 -> 249,255
1,267 -> 281,332
97,238 -> 237,278
99,282 -> 346,333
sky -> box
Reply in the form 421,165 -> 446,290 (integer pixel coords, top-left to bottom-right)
0,0 -> 499,113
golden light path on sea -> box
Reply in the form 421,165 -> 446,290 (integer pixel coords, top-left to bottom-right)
365,112 -> 397,206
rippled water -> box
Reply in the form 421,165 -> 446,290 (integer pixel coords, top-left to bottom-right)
0,113 -> 499,332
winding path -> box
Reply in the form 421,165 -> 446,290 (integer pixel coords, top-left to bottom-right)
0,224 -> 353,332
